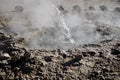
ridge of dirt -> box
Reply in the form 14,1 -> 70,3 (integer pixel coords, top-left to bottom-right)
0,32 -> 120,80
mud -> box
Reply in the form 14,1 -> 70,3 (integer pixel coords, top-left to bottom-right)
0,32 -> 120,80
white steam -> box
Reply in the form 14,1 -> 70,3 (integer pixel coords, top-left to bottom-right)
0,0 -> 120,50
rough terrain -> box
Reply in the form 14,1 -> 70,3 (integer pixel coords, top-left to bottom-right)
0,32 -> 120,80
0,0 -> 120,80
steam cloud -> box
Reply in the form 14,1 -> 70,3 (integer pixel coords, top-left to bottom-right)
0,0 -> 120,50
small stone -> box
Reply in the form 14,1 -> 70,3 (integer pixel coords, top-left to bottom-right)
14,5 -> 24,12
99,5 -> 107,11
63,55 -> 82,66
88,51 -> 96,56
89,71 -> 98,78
111,49 -> 120,55
72,5 -> 81,13
114,7 -> 120,12
89,6 -> 95,10
58,5 -> 64,11
0,53 -> 10,60
44,56 -> 52,62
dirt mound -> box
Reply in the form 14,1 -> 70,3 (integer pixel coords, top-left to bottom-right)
0,32 -> 120,80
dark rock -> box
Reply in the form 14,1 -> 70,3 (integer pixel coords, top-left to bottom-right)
114,7 -> 120,12
0,75 -> 3,80
22,66 -> 33,74
88,51 -> 96,56
99,5 -> 108,11
82,52 -> 90,57
89,6 -> 95,10
62,54 -> 67,58
96,26 -> 112,36
117,0 -> 120,2
44,56 -> 52,62
111,49 -> 120,55
58,5 -> 64,11
14,5 -> 24,12
72,5 -> 81,13
63,55 -> 82,66
88,71 -> 98,79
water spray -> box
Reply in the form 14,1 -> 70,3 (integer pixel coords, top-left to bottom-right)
55,5 -> 75,43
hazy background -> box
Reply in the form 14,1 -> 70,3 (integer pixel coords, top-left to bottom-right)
0,0 -> 120,50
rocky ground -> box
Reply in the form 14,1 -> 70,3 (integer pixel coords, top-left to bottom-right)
0,32 -> 120,80
0,0 -> 120,80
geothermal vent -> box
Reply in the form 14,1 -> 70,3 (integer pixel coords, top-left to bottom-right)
0,0 -> 120,50
0,0 -> 120,80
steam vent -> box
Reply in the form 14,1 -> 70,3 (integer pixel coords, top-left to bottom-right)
0,0 -> 120,80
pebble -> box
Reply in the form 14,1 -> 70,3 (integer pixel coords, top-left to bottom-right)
0,53 -> 10,60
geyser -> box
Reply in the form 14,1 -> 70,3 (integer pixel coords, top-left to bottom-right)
0,0 -> 120,50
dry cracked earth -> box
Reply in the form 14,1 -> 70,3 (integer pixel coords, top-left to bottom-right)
0,32 -> 120,80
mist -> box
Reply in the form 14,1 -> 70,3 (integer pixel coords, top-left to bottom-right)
0,0 -> 120,50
